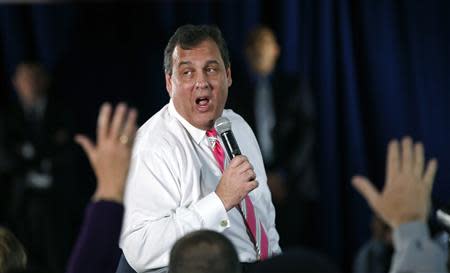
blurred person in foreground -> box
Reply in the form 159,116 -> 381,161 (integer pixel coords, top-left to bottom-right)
66,102 -> 137,273
0,226 -> 27,273
0,62 -> 76,273
118,24 -> 281,273
168,230 -> 241,273
228,26 -> 317,247
352,137 -> 447,272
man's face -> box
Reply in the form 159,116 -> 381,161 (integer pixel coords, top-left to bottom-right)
248,30 -> 280,76
257,31 -> 279,71
165,39 -> 232,130
12,64 -> 47,104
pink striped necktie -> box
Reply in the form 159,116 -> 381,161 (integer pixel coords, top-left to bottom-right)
206,128 -> 269,260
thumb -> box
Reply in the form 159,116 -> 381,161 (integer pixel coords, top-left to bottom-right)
352,175 -> 380,211
75,134 -> 96,164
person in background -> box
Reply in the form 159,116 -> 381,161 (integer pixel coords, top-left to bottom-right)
353,215 -> 393,273
0,62 -> 76,273
352,137 -> 447,272
66,102 -> 138,273
0,226 -> 27,273
168,230 -> 241,273
227,26 -> 317,248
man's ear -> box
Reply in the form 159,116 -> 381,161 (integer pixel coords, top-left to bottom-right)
226,67 -> 232,88
165,73 -> 172,97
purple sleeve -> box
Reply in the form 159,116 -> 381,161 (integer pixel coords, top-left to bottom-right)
66,201 -> 124,273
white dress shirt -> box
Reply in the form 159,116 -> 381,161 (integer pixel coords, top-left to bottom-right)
120,100 -> 281,272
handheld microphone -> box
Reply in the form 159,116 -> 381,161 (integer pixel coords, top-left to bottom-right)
214,117 -> 241,159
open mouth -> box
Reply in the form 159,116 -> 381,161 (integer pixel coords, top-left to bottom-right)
195,96 -> 211,112
196,96 -> 210,105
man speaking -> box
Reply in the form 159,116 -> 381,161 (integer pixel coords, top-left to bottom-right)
119,24 -> 281,273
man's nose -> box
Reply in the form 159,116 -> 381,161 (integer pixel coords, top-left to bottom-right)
194,74 -> 209,89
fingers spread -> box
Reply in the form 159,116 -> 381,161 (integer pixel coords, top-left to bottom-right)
97,103 -> 112,142
352,175 -> 380,211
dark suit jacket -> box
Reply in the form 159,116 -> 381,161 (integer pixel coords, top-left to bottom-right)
0,94 -> 77,272
0,95 -> 76,221
227,69 -> 317,198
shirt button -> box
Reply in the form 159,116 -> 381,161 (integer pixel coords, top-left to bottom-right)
220,220 -> 228,227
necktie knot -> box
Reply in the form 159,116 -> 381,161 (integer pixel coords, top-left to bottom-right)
206,129 -> 219,149
206,128 -> 218,137
206,128 -> 224,172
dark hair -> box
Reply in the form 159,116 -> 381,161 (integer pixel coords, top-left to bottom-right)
0,227 -> 27,273
163,24 -> 230,75
168,230 -> 241,273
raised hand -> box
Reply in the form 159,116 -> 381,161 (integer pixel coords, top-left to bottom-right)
352,137 -> 438,229
75,102 -> 138,203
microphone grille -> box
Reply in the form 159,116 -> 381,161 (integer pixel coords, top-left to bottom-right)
214,117 -> 232,134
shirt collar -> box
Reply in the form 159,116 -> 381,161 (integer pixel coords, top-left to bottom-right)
168,99 -> 207,145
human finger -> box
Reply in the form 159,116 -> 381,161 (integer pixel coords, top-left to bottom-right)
229,155 -> 248,168
75,134 -> 95,166
386,140 -> 400,186
413,142 -> 424,179
352,175 -> 381,212
244,179 -> 259,192
237,160 -> 253,173
120,108 -> 138,146
109,103 -> 127,140
401,136 -> 413,173
423,159 -> 438,190
97,103 -> 112,142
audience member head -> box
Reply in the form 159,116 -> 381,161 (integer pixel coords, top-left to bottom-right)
0,227 -> 27,273
168,230 -> 241,273
244,26 -> 280,76
163,24 -> 232,130
12,62 -> 49,109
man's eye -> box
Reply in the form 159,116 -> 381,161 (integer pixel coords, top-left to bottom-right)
183,70 -> 192,76
206,67 -> 217,73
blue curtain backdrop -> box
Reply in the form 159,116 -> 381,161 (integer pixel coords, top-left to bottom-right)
0,0 -> 449,270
